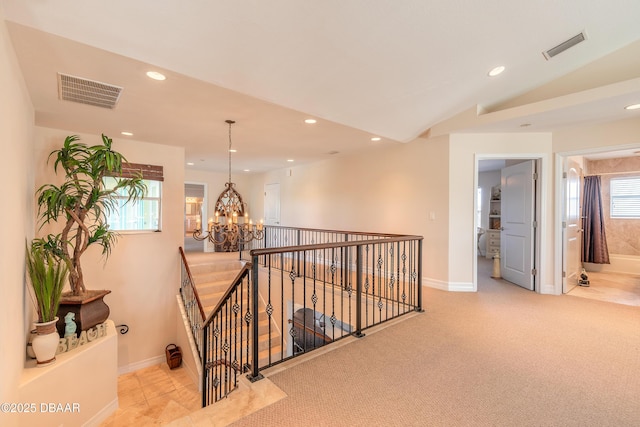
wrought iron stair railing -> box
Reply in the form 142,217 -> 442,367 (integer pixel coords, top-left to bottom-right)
189,226 -> 423,408
179,247 -> 206,358
201,263 -> 254,405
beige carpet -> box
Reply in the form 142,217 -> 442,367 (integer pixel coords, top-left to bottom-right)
230,260 -> 640,426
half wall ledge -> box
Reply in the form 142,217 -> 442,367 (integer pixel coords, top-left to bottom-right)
17,319 -> 118,426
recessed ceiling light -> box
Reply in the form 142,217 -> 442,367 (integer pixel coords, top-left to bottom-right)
304,119 -> 317,124
243,169 -> 250,172
187,162 -> 194,166
287,159 -> 294,162
625,103 -> 640,110
121,131 -> 133,136
488,66 -> 505,77
371,137 -> 381,141
146,71 -> 166,81
229,149 -> 237,153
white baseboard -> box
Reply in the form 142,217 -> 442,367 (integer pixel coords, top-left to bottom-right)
539,283 -> 558,295
423,277 -> 449,291
117,355 -> 165,375
176,295 -> 203,392
447,282 -> 475,292
423,278 -> 474,292
182,358 -> 201,392
82,398 -> 118,427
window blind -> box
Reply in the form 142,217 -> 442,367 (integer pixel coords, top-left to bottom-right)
610,177 -> 640,218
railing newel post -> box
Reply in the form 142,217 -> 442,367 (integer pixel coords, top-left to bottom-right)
247,256 -> 264,382
296,229 -> 301,277
417,239 -> 424,312
355,245 -> 365,338
201,322 -> 208,408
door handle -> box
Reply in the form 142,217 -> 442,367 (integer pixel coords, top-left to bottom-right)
500,227 -> 505,231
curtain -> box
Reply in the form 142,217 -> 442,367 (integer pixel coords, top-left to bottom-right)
582,176 -> 610,264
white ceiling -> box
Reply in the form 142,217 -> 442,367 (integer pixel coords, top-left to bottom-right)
2,1 -> 640,173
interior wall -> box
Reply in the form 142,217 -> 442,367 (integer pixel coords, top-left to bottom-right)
449,133 -> 554,292
33,127 -> 185,372
246,135 -> 451,286
0,6 -> 35,425
553,116 -> 640,153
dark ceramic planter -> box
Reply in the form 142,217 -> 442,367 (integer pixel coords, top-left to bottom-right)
56,289 -> 111,337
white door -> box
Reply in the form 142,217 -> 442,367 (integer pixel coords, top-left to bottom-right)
264,183 -> 280,226
500,161 -> 536,290
563,159 -> 583,293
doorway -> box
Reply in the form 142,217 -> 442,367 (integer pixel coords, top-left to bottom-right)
558,146 -> 640,305
476,157 -> 541,292
264,182 -> 281,226
184,182 -> 206,252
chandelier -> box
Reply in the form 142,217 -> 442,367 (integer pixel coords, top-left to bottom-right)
192,119 -> 264,251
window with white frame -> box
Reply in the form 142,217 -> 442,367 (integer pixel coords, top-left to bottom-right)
610,177 -> 640,218
104,163 -> 163,231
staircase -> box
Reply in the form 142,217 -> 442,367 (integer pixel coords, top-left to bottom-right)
186,253 -> 245,314
184,252 -> 281,369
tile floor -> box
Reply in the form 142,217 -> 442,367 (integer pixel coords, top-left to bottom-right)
101,363 -> 200,426
567,269 -> 640,306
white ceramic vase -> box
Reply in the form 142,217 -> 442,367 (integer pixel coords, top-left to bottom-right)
32,317 -> 60,366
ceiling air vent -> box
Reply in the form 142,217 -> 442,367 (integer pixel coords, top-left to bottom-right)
57,73 -> 123,109
543,31 -> 587,60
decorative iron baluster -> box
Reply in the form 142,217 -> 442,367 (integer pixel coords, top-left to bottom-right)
197,228 -> 423,409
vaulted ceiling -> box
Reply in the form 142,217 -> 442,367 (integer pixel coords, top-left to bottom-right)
3,1 -> 640,173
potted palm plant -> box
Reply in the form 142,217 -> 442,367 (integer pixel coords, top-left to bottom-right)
26,243 -> 68,365
33,134 -> 146,334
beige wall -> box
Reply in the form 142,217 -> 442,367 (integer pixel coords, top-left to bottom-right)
33,127 -> 185,372
0,7 -> 34,426
448,133 -> 554,291
553,116 -> 640,154
246,135 -> 451,285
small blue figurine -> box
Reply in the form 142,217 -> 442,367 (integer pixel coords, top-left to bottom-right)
64,312 -> 77,338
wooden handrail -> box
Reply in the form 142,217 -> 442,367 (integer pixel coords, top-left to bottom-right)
251,234 -> 423,256
203,262 -> 252,328
209,358 -> 244,372
179,247 -> 206,321
288,319 -> 333,343
262,224 -> 418,238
